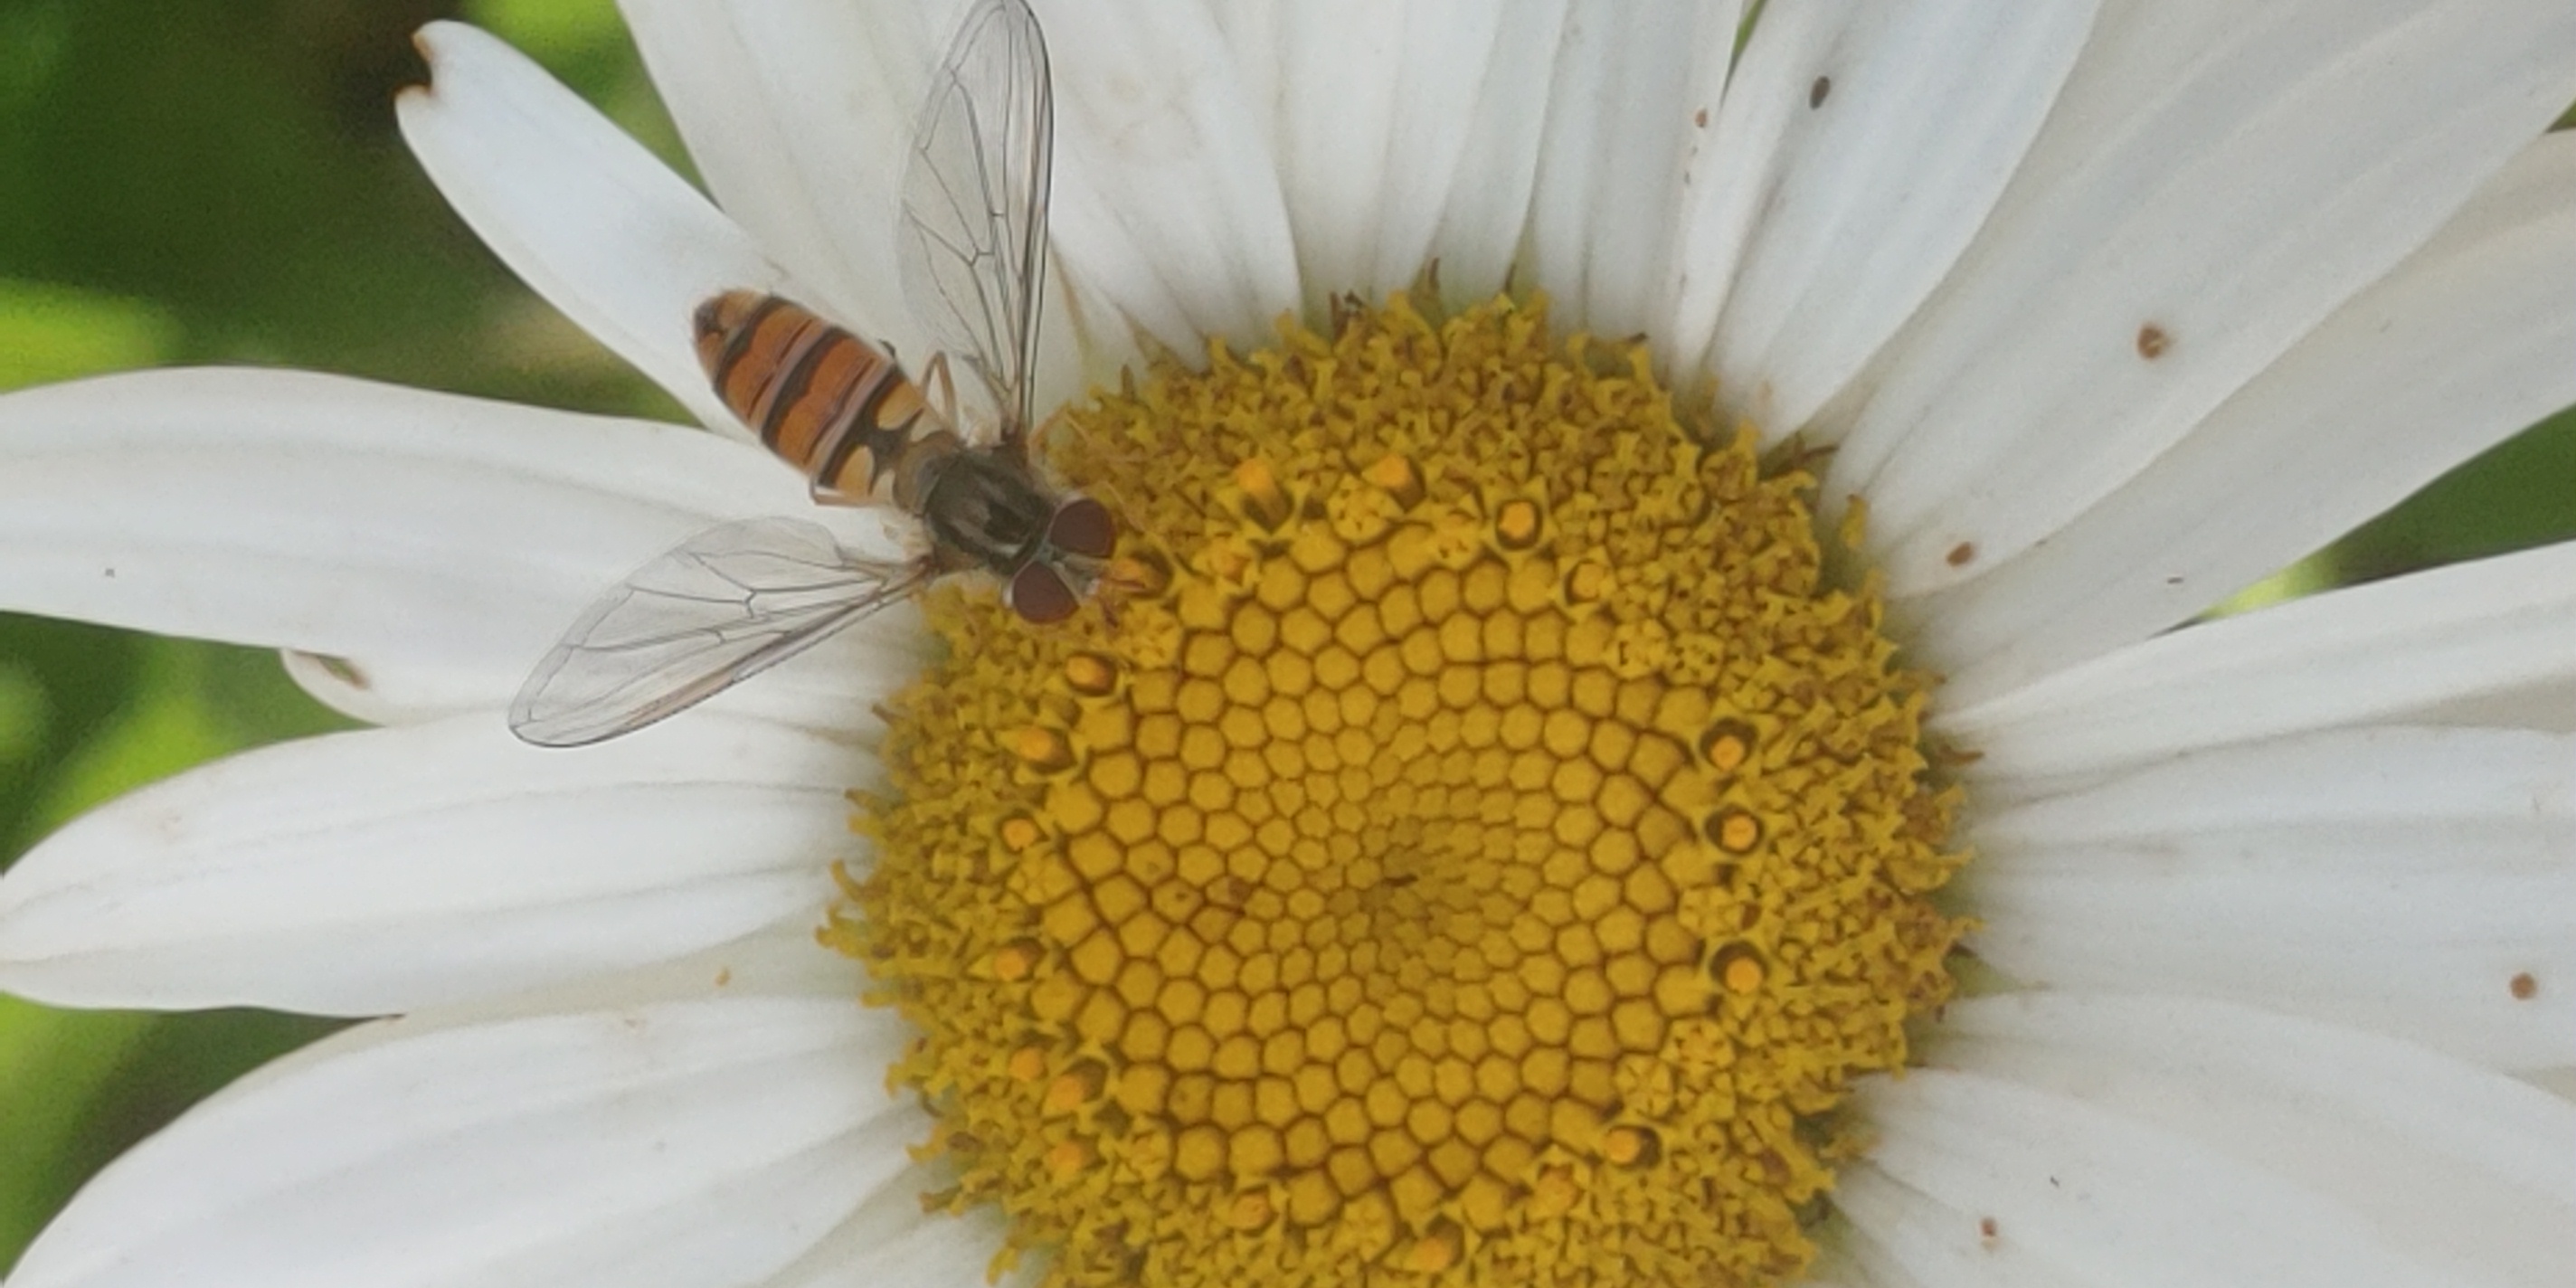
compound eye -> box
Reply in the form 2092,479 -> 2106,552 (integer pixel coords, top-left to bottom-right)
1046,496 -> 1117,559
1008,563 -> 1080,623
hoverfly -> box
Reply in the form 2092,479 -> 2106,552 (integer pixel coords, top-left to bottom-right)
511,0 -> 1108,748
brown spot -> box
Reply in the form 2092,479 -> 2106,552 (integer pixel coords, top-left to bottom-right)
2136,323 -> 2172,360
1809,75 -> 1832,108
1978,1217 -> 1999,1242
310,654 -> 369,689
2510,971 -> 2538,1000
1946,541 -> 1976,568
1693,107 -> 1709,128
714,967 -> 733,987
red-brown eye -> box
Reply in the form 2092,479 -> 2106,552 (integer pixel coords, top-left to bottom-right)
1046,496 -> 1117,558
1008,563 -> 1079,623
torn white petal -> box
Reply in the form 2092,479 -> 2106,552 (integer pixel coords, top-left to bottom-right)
617,0 -> 941,356
400,21 -> 801,439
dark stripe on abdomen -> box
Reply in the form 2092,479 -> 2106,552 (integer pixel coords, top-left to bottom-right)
758,323 -> 843,453
708,294 -> 791,395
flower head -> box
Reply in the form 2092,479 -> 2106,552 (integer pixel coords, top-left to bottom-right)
5,5 -> 2576,1287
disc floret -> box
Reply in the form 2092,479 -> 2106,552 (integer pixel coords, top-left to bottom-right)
836,295 -> 1964,1288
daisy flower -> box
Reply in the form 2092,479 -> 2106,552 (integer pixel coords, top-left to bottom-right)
5,2 -> 2576,1286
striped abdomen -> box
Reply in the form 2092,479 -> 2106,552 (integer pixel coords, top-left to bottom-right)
692,290 -> 935,503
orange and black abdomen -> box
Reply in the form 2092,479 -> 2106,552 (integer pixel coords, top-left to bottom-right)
692,290 -> 934,502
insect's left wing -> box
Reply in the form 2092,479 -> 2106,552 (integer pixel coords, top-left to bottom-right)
898,0 -> 1053,450
510,517 -> 930,747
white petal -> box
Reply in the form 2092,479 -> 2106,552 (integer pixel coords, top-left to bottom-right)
1846,995 -> 2576,1288
1828,1 -> 2576,593
1423,0 -> 1567,308
1830,1170 -> 2085,1288
617,0 -> 942,355
0,713 -> 864,1015
1783,1239 -> 1890,1288
762,1166 -> 1010,1288
1661,0 -> 1844,384
398,21 -> 800,439
2531,1067 -> 2576,1104
305,603 -> 929,747
1915,130 -> 2576,703
1965,725 -> 2576,1071
7,977 -> 923,1288
1222,1 -> 1502,306
1037,0 -> 1301,355
1675,0 -> 2098,435
615,1 -> 1102,407
279,649 -> 510,727
1939,539 -> 2576,785
1524,0 -> 1742,340
0,369 -> 798,700
448,924 -> 866,1013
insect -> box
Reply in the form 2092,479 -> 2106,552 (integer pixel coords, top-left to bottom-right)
511,0 -> 1111,748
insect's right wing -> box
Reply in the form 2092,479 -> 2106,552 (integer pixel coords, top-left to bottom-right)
898,0 -> 1053,451
510,517 -> 931,747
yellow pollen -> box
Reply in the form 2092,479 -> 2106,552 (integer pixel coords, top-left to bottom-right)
1234,458 -> 1292,528
1228,1191 -> 1274,1231
1065,651 -> 1118,696
1493,497 -> 1543,550
843,294 -> 1965,1288
994,942 -> 1041,980
1014,725 -> 1073,772
1364,452 -> 1425,507
1699,720 -> 1754,773
1045,1071 -> 1094,1114
1709,808 -> 1764,854
1404,1229 -> 1462,1274
999,815 -> 1043,853
1717,946 -> 1768,995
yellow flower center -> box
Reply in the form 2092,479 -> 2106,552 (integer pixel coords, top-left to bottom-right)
831,295 -> 1964,1288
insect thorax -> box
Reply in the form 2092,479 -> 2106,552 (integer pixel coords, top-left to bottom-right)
916,446 -> 1057,574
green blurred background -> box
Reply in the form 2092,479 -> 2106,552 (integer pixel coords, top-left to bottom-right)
0,0 -> 2570,1274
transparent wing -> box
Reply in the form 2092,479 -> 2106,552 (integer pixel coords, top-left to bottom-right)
511,517 -> 931,747
898,0 -> 1053,450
